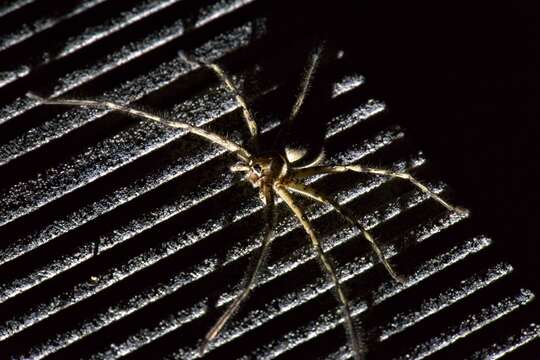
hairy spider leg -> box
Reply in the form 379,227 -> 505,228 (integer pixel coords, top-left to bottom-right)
26,92 -> 252,257
179,51 -> 260,149
26,93 -> 251,162
275,185 -> 364,360
294,164 -> 469,215
277,42 -> 326,166
288,41 -> 325,124
285,181 -> 405,283
200,190 -> 277,354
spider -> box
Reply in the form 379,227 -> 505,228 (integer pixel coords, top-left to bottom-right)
27,44 -> 467,360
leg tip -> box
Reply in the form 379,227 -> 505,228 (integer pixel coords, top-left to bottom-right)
455,206 -> 470,217
177,49 -> 188,59
394,274 -> 407,285
26,92 -> 44,102
178,50 -> 203,68
198,340 -> 210,356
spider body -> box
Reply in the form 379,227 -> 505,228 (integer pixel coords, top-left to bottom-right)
232,153 -> 289,198
27,44 -> 467,360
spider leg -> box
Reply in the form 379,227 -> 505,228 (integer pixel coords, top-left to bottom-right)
276,42 -> 326,166
26,93 -> 252,161
199,189 -> 277,355
285,180 -> 404,284
179,51 -> 260,148
275,185 -> 364,360
293,165 -> 469,215
288,41 -> 325,123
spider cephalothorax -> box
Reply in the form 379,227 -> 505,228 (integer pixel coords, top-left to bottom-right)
231,153 -> 291,205
232,154 -> 288,187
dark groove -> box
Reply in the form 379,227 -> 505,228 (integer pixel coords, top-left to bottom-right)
0,1 -> 537,359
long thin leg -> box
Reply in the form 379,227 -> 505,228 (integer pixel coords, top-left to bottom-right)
26,93 -> 252,161
294,164 -> 469,215
285,181 -> 404,283
275,185 -> 364,360
200,190 -> 277,354
179,51 -> 260,147
287,42 -> 325,123
275,42 -> 327,167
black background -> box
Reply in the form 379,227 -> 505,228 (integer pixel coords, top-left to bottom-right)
299,1 -> 540,298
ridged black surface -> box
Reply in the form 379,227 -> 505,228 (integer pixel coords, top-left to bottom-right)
0,1 -> 538,359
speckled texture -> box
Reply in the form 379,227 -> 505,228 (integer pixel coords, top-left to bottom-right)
0,1 -> 537,359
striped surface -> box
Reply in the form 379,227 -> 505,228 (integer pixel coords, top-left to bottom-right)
0,1 -> 538,359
